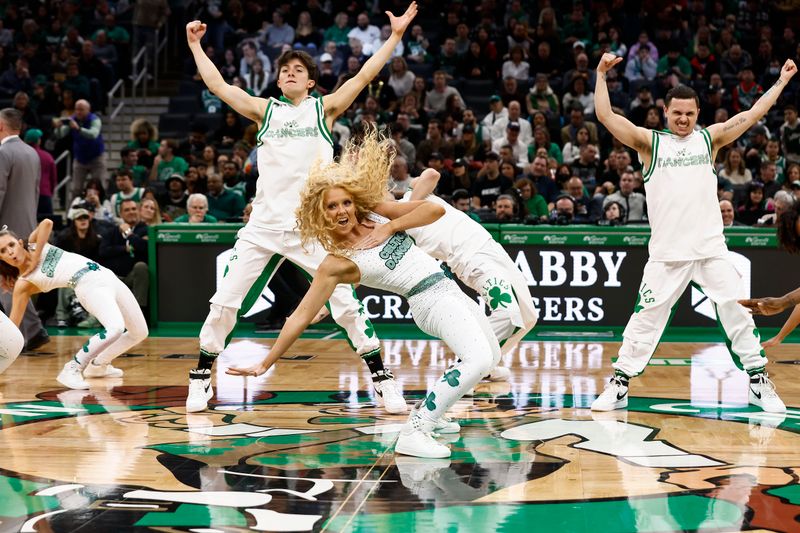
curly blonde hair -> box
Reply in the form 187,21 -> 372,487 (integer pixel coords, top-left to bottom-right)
297,125 -> 395,256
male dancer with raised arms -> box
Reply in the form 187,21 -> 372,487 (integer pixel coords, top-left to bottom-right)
184,3 -> 418,413
591,52 -> 796,413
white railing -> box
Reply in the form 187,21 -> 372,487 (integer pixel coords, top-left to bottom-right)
154,25 -> 169,86
107,79 -> 125,121
52,150 -> 72,210
131,46 -> 149,100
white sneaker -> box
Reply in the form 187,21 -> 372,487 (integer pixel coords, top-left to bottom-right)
186,369 -> 213,413
484,366 -> 511,382
395,413 -> 451,458
434,416 -> 460,434
57,361 -> 90,390
749,372 -> 786,413
591,375 -> 629,411
83,362 -> 124,378
373,376 -> 408,414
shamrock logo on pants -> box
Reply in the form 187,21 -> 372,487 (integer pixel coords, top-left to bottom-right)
442,368 -> 461,387
424,392 -> 437,411
488,285 -> 512,310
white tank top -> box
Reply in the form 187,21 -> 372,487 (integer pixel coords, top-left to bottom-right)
20,244 -> 107,293
348,215 -> 453,298
250,95 -> 334,230
642,129 -> 728,261
402,191 -> 494,278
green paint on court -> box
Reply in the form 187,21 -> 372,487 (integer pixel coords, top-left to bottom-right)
323,495 -> 743,532
0,475 -> 60,517
135,503 -> 247,527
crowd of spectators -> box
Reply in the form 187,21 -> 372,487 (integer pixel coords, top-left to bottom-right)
7,0 -> 800,327
156,0 -> 799,228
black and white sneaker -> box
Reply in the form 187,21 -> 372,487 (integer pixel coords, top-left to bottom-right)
591,375 -> 629,411
186,369 -> 213,413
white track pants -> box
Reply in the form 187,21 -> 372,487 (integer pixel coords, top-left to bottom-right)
199,224 -> 379,356
614,256 -> 767,378
0,311 -> 23,374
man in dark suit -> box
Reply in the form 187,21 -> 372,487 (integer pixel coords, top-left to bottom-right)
0,108 -> 49,350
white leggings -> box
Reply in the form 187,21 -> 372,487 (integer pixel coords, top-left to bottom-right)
0,311 -> 23,374
72,272 -> 148,368
410,280 -> 500,420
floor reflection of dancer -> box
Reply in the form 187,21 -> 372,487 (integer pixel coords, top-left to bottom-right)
184,3 -> 418,414
0,220 -> 148,389
227,129 -> 500,458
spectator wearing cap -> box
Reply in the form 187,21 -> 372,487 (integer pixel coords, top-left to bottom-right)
482,95 -> 508,131
99,198 -> 150,311
744,125 -> 770,167
109,169 -> 145,219
490,100 -> 531,144
206,173 -> 245,220
472,152 -> 513,208
527,73 -> 560,120
24,128 -> 56,217
174,194 -> 218,223
790,180 -> 800,203
159,174 -> 188,221
415,119 -> 454,172
316,51 -> 339,94
561,103 -> 598,146
442,158 -> 474,195
151,139 -> 189,182
449,188 -> 480,221
457,109 -> 488,150
454,124 -> 487,163
603,171 -> 647,223
54,206 -> 103,327
54,99 -> 107,197
625,43 -> 658,82
492,122 -> 528,168
424,70 -> 463,114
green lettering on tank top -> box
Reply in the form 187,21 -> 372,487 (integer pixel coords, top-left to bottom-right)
378,232 -> 413,270
40,246 -> 64,278
656,147 -> 711,169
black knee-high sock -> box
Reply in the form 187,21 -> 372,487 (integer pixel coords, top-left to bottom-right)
362,349 -> 389,381
197,349 -> 218,371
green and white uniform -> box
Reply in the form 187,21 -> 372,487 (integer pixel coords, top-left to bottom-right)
110,187 -> 145,218
200,95 -> 379,358
402,191 -> 538,353
614,129 -> 767,378
349,216 -> 499,420
20,244 -> 147,369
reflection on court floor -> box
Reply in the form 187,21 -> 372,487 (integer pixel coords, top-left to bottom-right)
0,336 -> 798,532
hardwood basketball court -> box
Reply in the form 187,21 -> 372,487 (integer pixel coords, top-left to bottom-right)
0,331 -> 799,532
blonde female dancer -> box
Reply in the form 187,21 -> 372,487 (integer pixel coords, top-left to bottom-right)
228,129 -> 500,458
0,220 -> 148,389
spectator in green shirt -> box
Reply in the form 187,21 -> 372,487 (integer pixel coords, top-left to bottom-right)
119,148 -> 149,186
206,173 -> 245,220
93,14 -> 130,44
323,12 -> 351,46
515,177 -> 548,221
657,42 -> 692,84
150,139 -> 189,182
173,193 -> 218,223
127,118 -> 160,168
